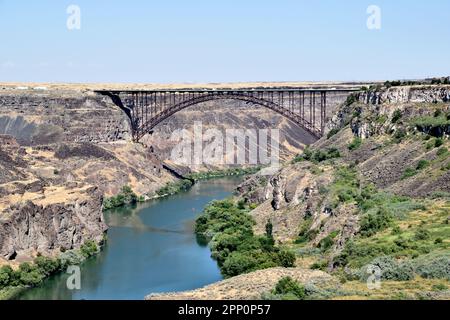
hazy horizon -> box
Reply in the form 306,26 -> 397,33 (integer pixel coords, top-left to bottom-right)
1,0 -> 449,83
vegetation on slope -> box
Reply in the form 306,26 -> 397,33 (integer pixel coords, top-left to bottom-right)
103,185 -> 144,210
0,240 -> 99,300
195,200 -> 295,278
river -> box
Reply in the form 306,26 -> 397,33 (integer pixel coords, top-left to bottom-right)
17,177 -> 242,300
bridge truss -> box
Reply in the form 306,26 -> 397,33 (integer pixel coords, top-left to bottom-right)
96,88 -> 357,142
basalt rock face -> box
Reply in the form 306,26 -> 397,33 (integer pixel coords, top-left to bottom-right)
358,86 -> 450,105
0,90 -> 131,145
329,85 -> 450,139
0,186 -> 106,260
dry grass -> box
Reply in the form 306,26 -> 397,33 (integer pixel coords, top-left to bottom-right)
338,277 -> 449,300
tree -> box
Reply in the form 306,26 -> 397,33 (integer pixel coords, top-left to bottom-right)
221,252 -> 258,278
0,265 -> 13,287
276,250 -> 296,268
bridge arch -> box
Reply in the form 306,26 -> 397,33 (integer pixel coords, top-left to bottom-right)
138,92 -> 320,142
97,88 -> 359,142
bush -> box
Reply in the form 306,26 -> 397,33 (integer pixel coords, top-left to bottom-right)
156,179 -> 193,197
436,147 -> 448,157
348,137 -> 362,151
359,256 -> 414,281
435,138 -> 444,148
310,260 -> 328,271
432,283 -> 448,291
59,250 -> 85,266
34,256 -> 61,277
415,256 -> 450,280
416,160 -> 429,171
327,128 -> 340,139
401,167 -> 417,180
359,208 -> 393,237
196,200 -> 294,278
294,147 -> 340,163
80,240 -> 98,258
272,277 -> 306,300
345,94 -> 357,106
392,129 -> 407,143
318,235 -> 335,252
413,228 -> 431,241
276,250 -> 296,268
391,110 -> 403,123
0,266 -> 14,287
103,185 -> 139,210
391,225 -> 402,235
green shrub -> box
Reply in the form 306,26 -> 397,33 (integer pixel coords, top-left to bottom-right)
59,250 -> 85,266
34,256 -> 61,277
294,147 -> 340,163
272,277 -> 306,300
413,228 -> 431,241
393,129 -> 407,143
416,160 -> 429,171
265,220 -> 274,243
348,137 -> 362,151
327,128 -> 340,139
391,110 -> 403,123
435,138 -> 444,148
436,147 -> 448,157
0,266 -> 14,288
359,256 -> 414,281
195,200 -> 294,278
156,179 -> 193,197
391,225 -> 402,235
345,94 -> 357,106
80,240 -> 98,258
310,260 -> 328,271
0,254 -> 67,290
359,208 -> 393,237
188,167 -> 261,181
318,234 -> 337,252
415,256 -> 450,280
103,185 -> 139,210
401,167 -> 417,179
432,283 -> 448,291
434,109 -> 443,117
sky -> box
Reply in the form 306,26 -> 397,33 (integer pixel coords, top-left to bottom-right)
0,0 -> 449,83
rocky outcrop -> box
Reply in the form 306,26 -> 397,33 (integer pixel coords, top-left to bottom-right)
0,186 -> 106,260
238,163 -> 337,243
0,90 -> 131,145
359,85 -> 450,105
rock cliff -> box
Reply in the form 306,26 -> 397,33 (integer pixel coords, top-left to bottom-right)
0,186 -> 106,261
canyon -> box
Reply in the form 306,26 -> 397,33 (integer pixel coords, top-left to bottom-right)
1,83 -> 449,300
0,83 -> 348,263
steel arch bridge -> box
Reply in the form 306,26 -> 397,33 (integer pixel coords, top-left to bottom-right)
96,88 -> 358,142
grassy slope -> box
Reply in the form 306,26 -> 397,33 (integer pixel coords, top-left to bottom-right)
275,101 -> 450,300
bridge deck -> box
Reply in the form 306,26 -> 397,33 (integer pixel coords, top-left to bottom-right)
96,87 -> 359,94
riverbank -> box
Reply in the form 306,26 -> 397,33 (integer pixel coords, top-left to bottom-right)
194,199 -> 296,278
103,167 -> 261,211
0,240 -> 101,300
16,177 -> 243,300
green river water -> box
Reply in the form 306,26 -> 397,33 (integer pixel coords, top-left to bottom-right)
17,177 -> 242,300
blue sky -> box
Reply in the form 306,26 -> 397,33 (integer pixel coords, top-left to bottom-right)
0,0 -> 449,83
